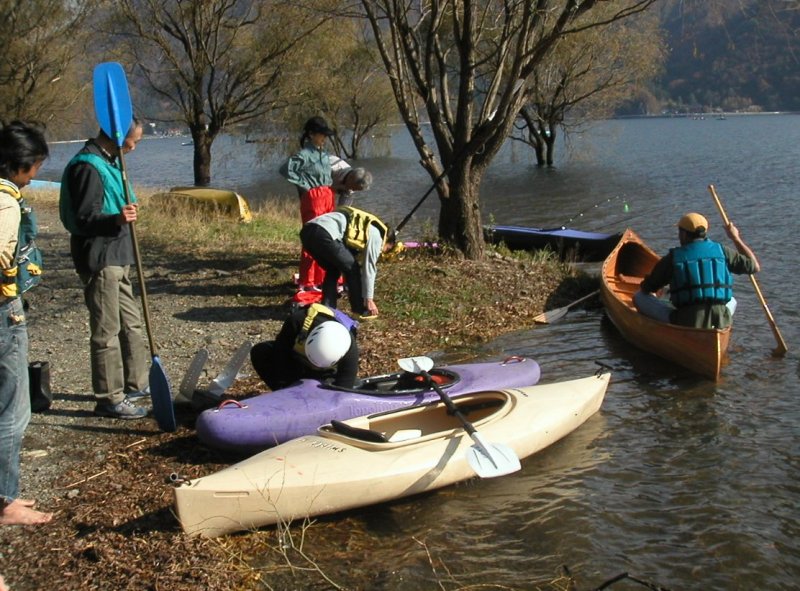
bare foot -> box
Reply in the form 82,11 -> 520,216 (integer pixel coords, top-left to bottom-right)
0,499 -> 53,525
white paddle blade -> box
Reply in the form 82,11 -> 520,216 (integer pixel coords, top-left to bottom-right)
176,348 -> 209,404
397,355 -> 434,373
208,340 -> 253,397
466,433 -> 521,478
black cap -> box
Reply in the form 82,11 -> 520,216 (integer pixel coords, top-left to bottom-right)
304,116 -> 334,136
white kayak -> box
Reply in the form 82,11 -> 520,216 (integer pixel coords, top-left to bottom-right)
174,372 -> 611,537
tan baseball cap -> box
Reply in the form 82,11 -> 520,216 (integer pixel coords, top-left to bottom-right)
678,212 -> 708,233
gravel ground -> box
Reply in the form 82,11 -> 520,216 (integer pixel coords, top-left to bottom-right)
18,202 -> 283,507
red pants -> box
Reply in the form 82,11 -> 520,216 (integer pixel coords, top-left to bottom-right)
298,185 -> 334,287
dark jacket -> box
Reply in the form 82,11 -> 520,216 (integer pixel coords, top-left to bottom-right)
60,140 -> 135,275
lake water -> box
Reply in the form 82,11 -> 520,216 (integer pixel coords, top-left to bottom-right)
39,115 -> 800,589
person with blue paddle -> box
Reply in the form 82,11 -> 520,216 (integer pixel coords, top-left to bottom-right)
59,115 -> 150,420
60,63 -> 176,430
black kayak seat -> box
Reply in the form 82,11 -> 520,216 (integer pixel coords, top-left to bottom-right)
329,419 -> 388,443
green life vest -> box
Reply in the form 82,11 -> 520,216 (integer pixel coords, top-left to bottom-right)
0,180 -> 42,297
59,152 -> 136,235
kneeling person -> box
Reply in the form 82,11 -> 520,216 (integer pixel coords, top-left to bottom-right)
250,303 -> 359,391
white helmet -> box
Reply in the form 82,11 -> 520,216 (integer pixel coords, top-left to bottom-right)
304,321 -> 352,368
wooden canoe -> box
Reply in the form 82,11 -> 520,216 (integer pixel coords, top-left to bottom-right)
174,372 -> 610,537
600,228 -> 730,380
151,186 -> 253,223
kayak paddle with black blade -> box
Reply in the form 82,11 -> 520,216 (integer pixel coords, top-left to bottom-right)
93,61 -> 176,431
397,355 -> 521,478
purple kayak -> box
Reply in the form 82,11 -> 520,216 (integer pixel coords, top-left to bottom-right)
196,356 -> 540,455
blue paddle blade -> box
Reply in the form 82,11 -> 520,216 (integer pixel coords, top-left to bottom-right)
149,355 -> 176,432
93,62 -> 133,148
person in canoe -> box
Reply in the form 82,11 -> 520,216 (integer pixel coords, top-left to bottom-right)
634,212 -> 760,328
250,303 -> 359,390
300,206 -> 399,320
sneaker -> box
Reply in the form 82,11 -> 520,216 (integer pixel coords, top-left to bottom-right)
94,397 -> 149,419
125,386 -> 150,400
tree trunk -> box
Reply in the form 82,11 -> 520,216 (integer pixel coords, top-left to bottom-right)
545,125 -> 557,167
438,166 -> 485,259
534,142 -> 546,166
545,138 -> 555,166
192,130 -> 212,186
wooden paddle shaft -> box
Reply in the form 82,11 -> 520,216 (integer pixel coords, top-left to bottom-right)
119,148 -> 158,356
707,184 -> 788,356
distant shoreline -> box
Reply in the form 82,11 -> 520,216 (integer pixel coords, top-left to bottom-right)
614,110 -> 800,120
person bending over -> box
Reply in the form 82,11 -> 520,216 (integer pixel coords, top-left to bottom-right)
300,206 -> 399,319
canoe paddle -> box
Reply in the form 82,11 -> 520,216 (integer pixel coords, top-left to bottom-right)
533,290 -> 599,324
708,184 -> 788,357
397,356 -> 520,478
93,62 -> 177,431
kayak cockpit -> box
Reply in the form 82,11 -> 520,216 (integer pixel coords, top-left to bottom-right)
319,391 -> 510,447
322,368 -> 461,396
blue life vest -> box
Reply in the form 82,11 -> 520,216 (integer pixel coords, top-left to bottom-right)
670,239 -> 733,306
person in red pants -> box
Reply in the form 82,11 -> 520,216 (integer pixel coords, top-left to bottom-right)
279,116 -> 337,292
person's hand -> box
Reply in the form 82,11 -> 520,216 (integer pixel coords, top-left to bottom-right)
724,221 -> 740,242
117,203 -> 138,225
365,298 -> 379,316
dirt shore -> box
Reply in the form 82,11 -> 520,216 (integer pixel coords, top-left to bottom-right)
0,199 -> 586,590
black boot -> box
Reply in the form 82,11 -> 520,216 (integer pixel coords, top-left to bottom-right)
28,361 -> 52,412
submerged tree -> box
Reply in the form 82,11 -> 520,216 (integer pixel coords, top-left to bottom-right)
114,0 -> 334,186
515,9 -> 666,167
360,0 -> 659,258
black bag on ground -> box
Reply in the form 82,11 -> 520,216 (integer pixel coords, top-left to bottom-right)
28,361 -> 52,412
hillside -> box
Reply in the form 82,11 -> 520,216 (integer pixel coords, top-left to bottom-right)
657,0 -> 800,113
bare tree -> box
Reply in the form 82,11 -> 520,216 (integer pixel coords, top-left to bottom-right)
316,26 -> 398,159
515,9 -> 666,166
114,0 -> 334,186
274,17 -> 397,160
0,0 -> 96,134
360,0 -> 659,258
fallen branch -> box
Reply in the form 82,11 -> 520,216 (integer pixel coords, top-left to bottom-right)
63,470 -> 108,489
